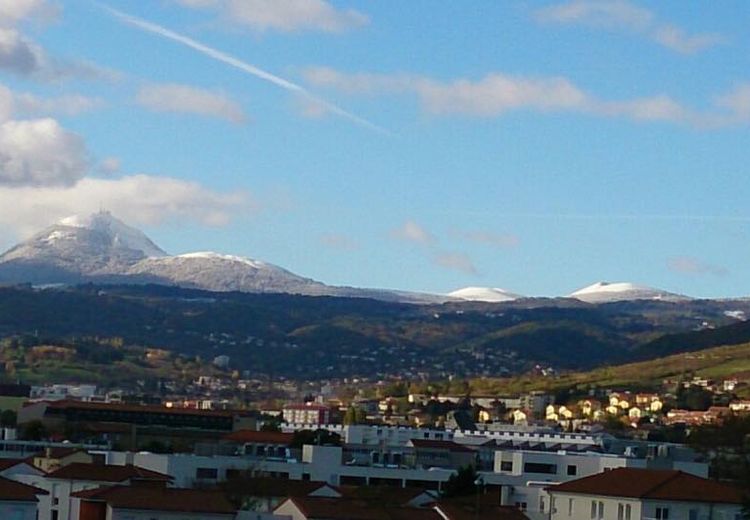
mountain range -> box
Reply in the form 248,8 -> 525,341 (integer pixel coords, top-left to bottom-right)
0,212 -> 709,304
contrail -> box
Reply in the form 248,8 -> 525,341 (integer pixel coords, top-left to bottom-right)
97,3 -> 390,135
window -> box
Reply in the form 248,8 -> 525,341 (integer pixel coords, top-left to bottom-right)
195,467 -> 218,479
567,464 -> 577,476
514,502 -> 527,511
625,504 -> 631,520
618,503 -> 624,520
523,462 -> 557,474
568,498 -> 574,516
500,461 -> 513,472
591,501 -> 597,519
598,501 -> 604,520
656,507 -> 670,519
689,510 -> 698,520
539,496 -> 545,512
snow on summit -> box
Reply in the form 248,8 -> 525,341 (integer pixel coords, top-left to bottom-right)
58,211 -> 167,258
569,282 -> 689,303
448,286 -> 522,302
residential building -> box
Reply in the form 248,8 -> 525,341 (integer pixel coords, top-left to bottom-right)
547,468 -> 743,520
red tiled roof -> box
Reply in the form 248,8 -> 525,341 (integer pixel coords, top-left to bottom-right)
223,430 -> 294,444
47,463 -> 172,483
435,502 -> 529,520
224,476 -> 331,497
549,468 -> 743,504
73,485 -> 236,514
410,439 -> 476,453
277,497 -> 441,520
0,476 -> 47,502
336,485 -> 436,505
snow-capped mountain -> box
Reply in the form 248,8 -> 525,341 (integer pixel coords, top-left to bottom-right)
447,286 -> 523,302
0,211 -> 167,284
127,251 -> 329,295
569,282 -> 689,304
0,212 -> 447,302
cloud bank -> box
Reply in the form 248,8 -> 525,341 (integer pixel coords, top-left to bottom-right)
534,0 -> 724,55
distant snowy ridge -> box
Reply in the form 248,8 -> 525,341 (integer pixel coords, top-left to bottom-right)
447,286 -> 523,302
569,282 -> 690,303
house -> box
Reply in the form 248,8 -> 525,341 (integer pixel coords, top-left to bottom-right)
72,484 -> 236,520
729,400 -> 750,413
39,463 -> 172,520
274,496 -> 442,520
32,447 -> 94,473
547,468 -> 743,520
223,429 -> 295,459
0,476 -> 47,520
283,404 -> 332,425
407,439 -> 477,470
434,500 -> 530,520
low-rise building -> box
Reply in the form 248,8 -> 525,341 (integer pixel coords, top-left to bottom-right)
547,468 -> 743,520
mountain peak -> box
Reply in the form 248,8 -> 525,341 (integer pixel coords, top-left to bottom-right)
54,211 -> 167,259
569,281 -> 689,303
448,286 -> 523,302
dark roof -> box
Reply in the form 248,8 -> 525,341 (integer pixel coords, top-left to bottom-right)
43,399 -> 237,418
47,463 -> 172,483
225,476 -> 331,498
223,430 -> 294,445
277,497 -> 441,520
73,486 -> 235,514
337,485 -> 436,506
0,476 -> 47,502
435,502 -> 529,520
34,447 -> 85,459
0,458 -> 32,471
410,439 -> 476,453
549,468 -> 743,504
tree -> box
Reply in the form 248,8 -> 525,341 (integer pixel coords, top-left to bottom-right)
290,429 -> 341,449
441,465 -> 478,498
21,420 -> 47,441
260,419 -> 282,432
343,407 -> 367,425
0,410 -> 17,428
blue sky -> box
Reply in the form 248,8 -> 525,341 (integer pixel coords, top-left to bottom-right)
0,1 -> 748,298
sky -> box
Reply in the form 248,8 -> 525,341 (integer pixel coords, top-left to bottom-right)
0,0 -> 749,299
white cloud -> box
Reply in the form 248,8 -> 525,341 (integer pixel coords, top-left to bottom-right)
667,256 -> 728,277
415,74 -> 589,116
0,174 -> 252,237
653,25 -> 725,55
304,67 -> 697,124
0,0 -> 59,27
715,84 -> 750,121
0,28 -> 46,76
390,220 -> 435,245
15,92 -> 104,116
0,118 -> 88,187
534,0 -> 653,29
533,0 -> 724,55
174,0 -> 368,33
136,83 -> 247,124
434,252 -> 478,275
97,157 -> 121,175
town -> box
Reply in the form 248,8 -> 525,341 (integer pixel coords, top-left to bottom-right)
0,364 -> 744,520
